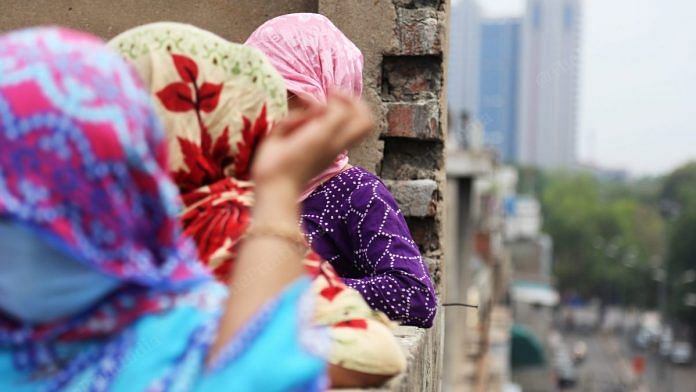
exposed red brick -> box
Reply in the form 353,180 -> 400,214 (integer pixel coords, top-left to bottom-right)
384,102 -> 441,140
393,8 -> 443,55
382,55 -> 441,101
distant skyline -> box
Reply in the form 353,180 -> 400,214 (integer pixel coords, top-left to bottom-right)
471,0 -> 696,176
517,0 -> 581,168
479,18 -> 521,162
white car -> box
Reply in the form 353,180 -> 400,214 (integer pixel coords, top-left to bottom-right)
659,338 -> 673,357
634,328 -> 655,349
670,342 -> 692,365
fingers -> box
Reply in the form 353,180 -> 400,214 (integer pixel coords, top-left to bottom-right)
288,95 -> 353,154
323,91 -> 374,150
273,91 -> 328,137
272,107 -> 323,137
318,94 -> 354,135
251,92 -> 375,187
278,90 -> 371,146
334,94 -> 374,148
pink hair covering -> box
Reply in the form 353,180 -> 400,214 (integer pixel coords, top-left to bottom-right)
245,13 -> 364,200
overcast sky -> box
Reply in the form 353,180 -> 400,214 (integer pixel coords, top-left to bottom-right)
476,0 -> 696,176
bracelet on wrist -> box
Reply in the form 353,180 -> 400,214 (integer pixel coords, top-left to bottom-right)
243,224 -> 308,253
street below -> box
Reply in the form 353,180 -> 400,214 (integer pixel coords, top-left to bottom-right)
562,329 -> 695,392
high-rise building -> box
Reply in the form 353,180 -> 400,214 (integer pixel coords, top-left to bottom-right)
448,0 -> 481,148
479,18 -> 521,162
518,0 -> 581,168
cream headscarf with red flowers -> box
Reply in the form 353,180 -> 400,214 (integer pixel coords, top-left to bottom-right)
110,22 -> 287,278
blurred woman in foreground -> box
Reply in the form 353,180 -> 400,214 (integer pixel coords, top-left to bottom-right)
0,26 -> 371,391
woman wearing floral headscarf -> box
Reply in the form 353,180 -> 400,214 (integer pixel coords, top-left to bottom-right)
110,23 -> 406,387
0,26 -> 372,391
246,13 -> 438,328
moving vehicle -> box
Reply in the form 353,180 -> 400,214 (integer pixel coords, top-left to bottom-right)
553,343 -> 578,389
659,328 -> 673,357
670,342 -> 692,365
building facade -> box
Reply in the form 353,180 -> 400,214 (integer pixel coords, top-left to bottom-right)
479,18 -> 521,162
517,0 -> 581,168
448,0 -> 481,148
449,0 -> 522,161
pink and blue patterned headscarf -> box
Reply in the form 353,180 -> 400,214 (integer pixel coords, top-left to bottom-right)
0,27 -> 209,355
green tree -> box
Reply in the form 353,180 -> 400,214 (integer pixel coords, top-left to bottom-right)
536,171 -> 663,307
666,209 -> 696,327
661,162 -> 696,207
661,162 -> 696,329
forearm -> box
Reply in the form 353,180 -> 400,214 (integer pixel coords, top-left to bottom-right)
343,271 -> 437,327
210,178 -> 306,359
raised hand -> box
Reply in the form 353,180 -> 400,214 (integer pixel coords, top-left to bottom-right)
252,91 -> 374,188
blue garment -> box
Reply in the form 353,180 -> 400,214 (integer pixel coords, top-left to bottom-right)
0,278 -> 327,391
0,220 -> 121,324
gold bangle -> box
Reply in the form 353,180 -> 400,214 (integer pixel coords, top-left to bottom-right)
244,224 -> 308,252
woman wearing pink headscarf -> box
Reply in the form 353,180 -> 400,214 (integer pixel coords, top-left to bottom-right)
246,13 -> 438,328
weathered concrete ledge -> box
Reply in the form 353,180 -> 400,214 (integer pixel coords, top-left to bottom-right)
384,179 -> 438,218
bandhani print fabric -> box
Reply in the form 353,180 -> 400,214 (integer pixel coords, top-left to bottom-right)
0,27 -> 325,391
301,166 -> 439,328
111,22 -> 406,377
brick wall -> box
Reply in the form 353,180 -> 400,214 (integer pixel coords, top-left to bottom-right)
320,0 -> 448,290
320,1 -> 449,390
